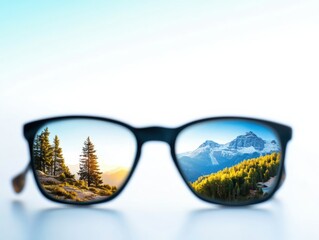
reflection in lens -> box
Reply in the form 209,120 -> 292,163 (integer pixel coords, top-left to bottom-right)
32,119 -> 136,203
175,119 -> 282,204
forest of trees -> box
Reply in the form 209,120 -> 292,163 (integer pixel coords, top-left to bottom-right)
34,128 -> 117,201
191,152 -> 280,202
34,128 -> 105,187
34,128 -> 73,178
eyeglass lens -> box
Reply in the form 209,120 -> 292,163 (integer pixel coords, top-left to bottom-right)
32,119 -> 137,203
175,119 -> 282,204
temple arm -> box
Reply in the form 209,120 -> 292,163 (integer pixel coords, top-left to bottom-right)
12,164 -> 30,193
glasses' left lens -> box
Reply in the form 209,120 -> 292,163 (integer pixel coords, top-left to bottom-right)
32,119 -> 137,203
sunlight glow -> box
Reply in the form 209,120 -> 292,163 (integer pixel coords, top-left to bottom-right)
37,119 -> 137,173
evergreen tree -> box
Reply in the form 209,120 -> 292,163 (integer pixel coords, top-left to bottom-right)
264,169 -> 270,181
78,137 -> 103,187
33,134 -> 42,171
61,161 -> 73,178
40,128 -> 53,174
52,135 -> 72,177
52,135 -> 63,176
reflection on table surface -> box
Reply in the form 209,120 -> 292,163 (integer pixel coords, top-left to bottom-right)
3,199 -> 284,240
179,199 -> 283,240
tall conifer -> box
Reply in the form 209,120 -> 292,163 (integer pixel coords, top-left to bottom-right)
78,137 -> 103,187
39,128 -> 53,174
52,135 -> 72,177
33,134 -> 42,171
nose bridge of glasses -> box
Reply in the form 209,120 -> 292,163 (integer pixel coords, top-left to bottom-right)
136,127 -> 176,145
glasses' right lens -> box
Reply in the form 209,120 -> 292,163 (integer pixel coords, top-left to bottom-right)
32,119 -> 137,204
175,119 -> 282,205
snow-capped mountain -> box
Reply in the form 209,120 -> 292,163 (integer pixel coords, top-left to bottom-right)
178,131 -> 280,182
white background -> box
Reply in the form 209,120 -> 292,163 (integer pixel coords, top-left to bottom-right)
0,0 -> 318,239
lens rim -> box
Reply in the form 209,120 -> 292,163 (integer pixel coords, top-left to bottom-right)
171,117 -> 292,206
24,116 -> 141,205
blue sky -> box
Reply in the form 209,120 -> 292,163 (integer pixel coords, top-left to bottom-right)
176,119 -> 279,153
1,0 -> 279,93
37,119 -> 137,172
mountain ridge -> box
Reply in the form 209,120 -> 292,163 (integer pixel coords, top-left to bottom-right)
66,164 -> 128,187
178,131 -> 279,182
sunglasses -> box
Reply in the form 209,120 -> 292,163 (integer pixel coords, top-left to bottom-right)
12,116 -> 292,206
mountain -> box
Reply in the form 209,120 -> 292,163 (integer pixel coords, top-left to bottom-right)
228,131 -> 265,150
67,164 -> 129,187
178,132 -> 280,182
102,168 -> 129,187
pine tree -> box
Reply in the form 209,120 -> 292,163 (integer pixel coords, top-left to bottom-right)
264,169 -> 270,181
52,135 -> 62,176
61,161 -> 73,178
78,137 -> 103,187
39,128 -> 53,174
33,134 -> 42,171
52,135 -> 72,177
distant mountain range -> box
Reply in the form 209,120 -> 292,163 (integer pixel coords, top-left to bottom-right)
178,131 -> 280,182
67,164 -> 128,187
101,168 -> 129,187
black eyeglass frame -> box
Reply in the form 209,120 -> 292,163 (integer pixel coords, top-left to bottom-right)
13,116 -> 292,206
